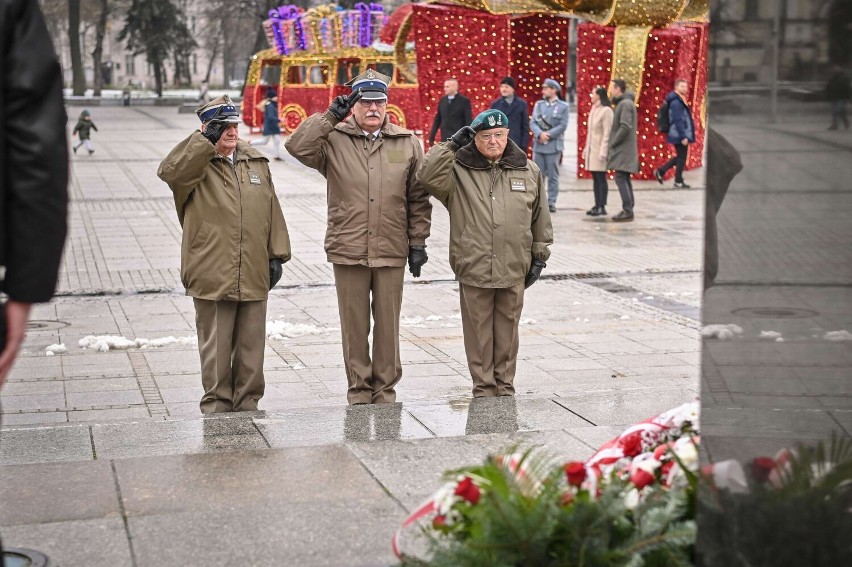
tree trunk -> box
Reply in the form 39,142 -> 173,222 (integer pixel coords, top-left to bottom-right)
69,0 -> 86,95
205,38 -> 219,83
92,0 -> 108,96
154,57 -> 164,96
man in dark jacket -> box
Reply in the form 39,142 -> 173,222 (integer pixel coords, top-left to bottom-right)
825,65 -> 851,131
653,79 -> 695,188
490,77 -> 530,151
0,0 -> 69,389
428,78 -> 473,146
1,1 -> 69,557
606,78 -> 639,222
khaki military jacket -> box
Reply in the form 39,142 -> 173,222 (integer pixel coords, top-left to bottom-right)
285,111 -> 431,267
157,132 -> 291,301
416,141 -> 553,288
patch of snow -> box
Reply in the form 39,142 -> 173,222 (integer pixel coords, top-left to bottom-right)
583,318 -> 590,323
663,292 -> 678,297
290,363 -> 305,370
79,334 -> 197,352
400,316 -> 426,327
824,330 -> 852,342
620,315 -> 630,320
759,330 -> 783,340
775,337 -> 785,342
449,312 -> 462,320
45,343 -> 67,356
701,324 -> 743,341
519,318 -> 537,325
572,301 -> 582,306
425,315 -> 442,322
266,320 -> 326,340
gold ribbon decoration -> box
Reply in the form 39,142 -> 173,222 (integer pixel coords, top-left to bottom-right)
610,25 -> 652,104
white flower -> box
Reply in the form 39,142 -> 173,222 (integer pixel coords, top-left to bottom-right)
673,437 -> 699,470
433,482 -> 460,515
624,488 -> 640,509
711,460 -> 750,494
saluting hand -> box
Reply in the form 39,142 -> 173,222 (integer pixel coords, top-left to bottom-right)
328,91 -> 363,121
448,126 -> 476,151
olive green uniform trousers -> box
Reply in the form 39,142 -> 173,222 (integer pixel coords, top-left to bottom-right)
459,282 -> 525,397
333,264 -> 404,404
194,298 -> 267,413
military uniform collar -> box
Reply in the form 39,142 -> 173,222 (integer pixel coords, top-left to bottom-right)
456,139 -> 528,171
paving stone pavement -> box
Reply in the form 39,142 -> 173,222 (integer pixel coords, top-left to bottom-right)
0,104 -> 706,566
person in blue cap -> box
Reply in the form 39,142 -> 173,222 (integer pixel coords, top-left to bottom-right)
157,94 -> 291,413
286,69 -> 432,405
531,78 -> 570,213
416,109 -> 553,397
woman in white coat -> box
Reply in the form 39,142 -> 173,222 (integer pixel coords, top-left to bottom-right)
583,87 -> 614,216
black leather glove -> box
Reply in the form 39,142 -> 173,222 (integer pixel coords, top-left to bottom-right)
202,120 -> 230,145
328,91 -> 362,121
448,126 -> 476,150
524,259 -> 546,289
408,245 -> 428,278
269,258 -> 284,290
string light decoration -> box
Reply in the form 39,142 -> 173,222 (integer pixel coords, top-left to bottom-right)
576,21 -> 707,180
412,3 -> 570,149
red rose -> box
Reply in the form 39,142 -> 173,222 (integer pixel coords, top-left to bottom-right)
620,432 -> 644,457
660,460 -> 675,476
560,491 -> 575,507
750,457 -> 776,483
454,476 -> 481,504
630,468 -> 655,489
432,515 -> 447,529
564,461 -> 587,487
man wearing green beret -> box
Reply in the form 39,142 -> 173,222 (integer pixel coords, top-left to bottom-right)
416,109 -> 553,397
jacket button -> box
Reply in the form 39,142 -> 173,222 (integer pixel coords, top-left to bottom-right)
370,198 -> 374,202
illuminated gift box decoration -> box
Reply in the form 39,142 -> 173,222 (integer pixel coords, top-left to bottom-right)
409,2 -> 570,148
576,21 -> 708,180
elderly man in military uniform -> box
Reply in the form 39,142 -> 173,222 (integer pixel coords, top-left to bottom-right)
158,95 -> 291,413
286,70 -> 432,405
416,109 -> 553,397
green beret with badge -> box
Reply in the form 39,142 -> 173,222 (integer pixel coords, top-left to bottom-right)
470,109 -> 509,132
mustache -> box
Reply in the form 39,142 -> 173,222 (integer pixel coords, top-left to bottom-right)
366,112 -> 381,118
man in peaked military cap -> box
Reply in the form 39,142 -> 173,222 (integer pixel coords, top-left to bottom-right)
416,110 -> 553,397
286,70 -> 432,405
157,94 -> 292,413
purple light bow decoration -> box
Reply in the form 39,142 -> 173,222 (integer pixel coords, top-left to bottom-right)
354,3 -> 372,47
278,5 -> 307,52
369,3 -> 385,46
267,8 -> 288,55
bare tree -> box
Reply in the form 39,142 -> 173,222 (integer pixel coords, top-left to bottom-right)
69,0 -> 86,95
91,0 -> 110,95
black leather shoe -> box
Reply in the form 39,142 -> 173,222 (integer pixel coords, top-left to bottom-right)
673,181 -> 690,188
586,206 -> 597,215
611,210 -> 634,222
597,206 -> 607,216
548,205 -> 557,213
654,169 -> 664,184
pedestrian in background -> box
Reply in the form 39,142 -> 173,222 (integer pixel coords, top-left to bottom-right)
490,76 -> 530,152
825,65 -> 851,130
607,78 -> 639,222
654,79 -> 695,188
583,86 -> 613,216
286,70 -> 432,405
1,1 -> 69,557
428,77 -> 472,146
416,110 -> 553,398
157,95 -> 292,414
531,78 -> 570,213
251,86 -> 283,161
72,109 -> 98,155
199,79 -> 210,105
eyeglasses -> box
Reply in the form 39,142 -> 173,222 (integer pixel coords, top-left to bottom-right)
358,100 -> 388,108
476,132 -> 506,141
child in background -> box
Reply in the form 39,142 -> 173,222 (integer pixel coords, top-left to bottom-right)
72,110 -> 98,155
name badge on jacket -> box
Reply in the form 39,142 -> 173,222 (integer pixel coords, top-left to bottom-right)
248,172 -> 262,185
510,179 -> 526,192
